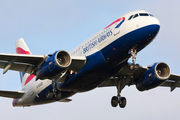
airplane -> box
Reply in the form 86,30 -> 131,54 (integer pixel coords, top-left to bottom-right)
0,10 -> 180,108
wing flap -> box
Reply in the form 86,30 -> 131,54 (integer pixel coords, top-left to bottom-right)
0,61 -> 34,73
0,90 -> 25,98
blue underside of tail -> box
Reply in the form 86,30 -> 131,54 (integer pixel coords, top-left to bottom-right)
19,72 -> 25,83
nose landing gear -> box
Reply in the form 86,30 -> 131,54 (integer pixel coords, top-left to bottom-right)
129,49 -> 139,70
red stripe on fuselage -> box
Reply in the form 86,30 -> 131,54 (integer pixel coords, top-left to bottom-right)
16,47 -> 31,54
104,17 -> 125,29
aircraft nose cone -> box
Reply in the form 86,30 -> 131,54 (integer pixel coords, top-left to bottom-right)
152,23 -> 160,35
146,17 -> 161,38
154,17 -> 160,26
134,18 -> 161,51
152,17 -> 160,33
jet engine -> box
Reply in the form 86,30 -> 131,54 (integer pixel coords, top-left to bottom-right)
136,62 -> 170,91
36,50 -> 71,79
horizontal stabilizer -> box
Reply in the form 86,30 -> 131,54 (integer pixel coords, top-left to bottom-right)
0,90 -> 25,98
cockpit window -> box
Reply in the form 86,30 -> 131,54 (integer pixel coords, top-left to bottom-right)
128,15 -> 134,20
128,13 -> 153,21
139,13 -> 149,16
149,14 -> 154,17
133,14 -> 139,18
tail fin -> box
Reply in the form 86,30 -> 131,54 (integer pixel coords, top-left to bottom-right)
15,38 -> 32,55
15,38 -> 35,87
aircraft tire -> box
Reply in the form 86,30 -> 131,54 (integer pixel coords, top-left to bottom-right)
134,64 -> 139,70
55,92 -> 61,101
46,90 -> 53,100
111,96 -> 118,107
119,97 -> 126,108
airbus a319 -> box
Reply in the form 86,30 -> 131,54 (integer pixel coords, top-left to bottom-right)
0,10 -> 179,108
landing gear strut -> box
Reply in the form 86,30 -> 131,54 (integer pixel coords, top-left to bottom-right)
129,49 -> 139,70
111,76 -> 127,108
46,79 -> 61,101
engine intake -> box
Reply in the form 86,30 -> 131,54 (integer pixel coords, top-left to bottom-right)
56,51 -> 71,68
155,62 -> 170,79
136,62 -> 170,91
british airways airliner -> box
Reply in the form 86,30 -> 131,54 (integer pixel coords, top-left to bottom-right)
0,10 -> 179,108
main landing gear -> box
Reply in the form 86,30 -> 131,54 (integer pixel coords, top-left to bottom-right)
46,80 -> 61,100
111,76 -> 127,108
111,96 -> 126,108
129,49 -> 139,70
111,48 -> 139,108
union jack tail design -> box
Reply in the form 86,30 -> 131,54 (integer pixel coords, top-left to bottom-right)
15,38 -> 35,87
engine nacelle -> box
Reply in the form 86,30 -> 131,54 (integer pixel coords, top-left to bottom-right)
36,50 -> 71,79
136,62 -> 170,91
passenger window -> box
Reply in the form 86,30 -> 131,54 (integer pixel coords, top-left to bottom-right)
128,15 -> 133,20
133,14 -> 139,18
139,13 -> 149,16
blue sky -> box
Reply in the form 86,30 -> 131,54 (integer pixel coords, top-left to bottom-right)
0,0 -> 180,120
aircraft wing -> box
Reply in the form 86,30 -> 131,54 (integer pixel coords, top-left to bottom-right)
0,90 -> 25,98
99,62 -> 180,91
0,53 -> 46,74
99,62 -> 147,87
161,74 -> 180,91
0,53 -> 86,74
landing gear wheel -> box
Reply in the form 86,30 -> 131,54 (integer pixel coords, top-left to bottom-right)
54,92 -> 62,101
130,63 -> 139,70
46,90 -> 53,100
134,64 -> 139,70
119,97 -> 126,108
111,96 -> 118,107
130,64 -> 134,70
